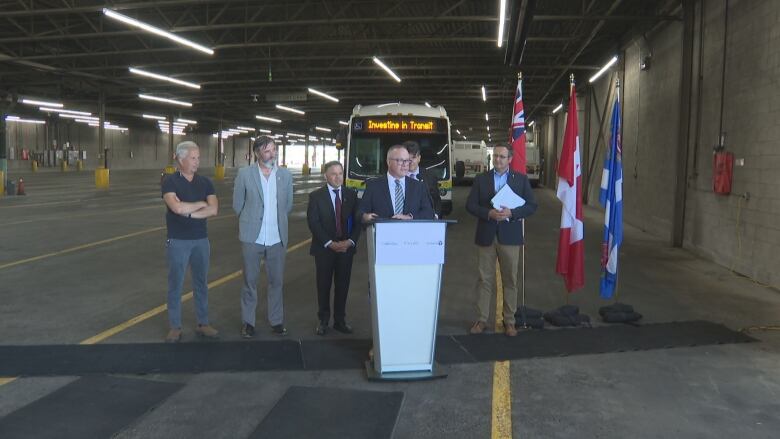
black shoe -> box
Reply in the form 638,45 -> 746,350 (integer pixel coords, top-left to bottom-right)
241,323 -> 255,339
333,322 -> 353,334
271,324 -> 288,336
315,321 -> 328,336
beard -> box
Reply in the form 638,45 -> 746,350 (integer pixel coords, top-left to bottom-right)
260,158 -> 275,168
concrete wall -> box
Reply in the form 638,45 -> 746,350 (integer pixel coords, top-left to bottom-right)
536,0 -> 780,288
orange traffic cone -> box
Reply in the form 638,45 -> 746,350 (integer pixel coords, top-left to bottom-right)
17,178 -> 25,195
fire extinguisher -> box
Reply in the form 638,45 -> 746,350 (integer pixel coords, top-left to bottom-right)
712,138 -> 733,195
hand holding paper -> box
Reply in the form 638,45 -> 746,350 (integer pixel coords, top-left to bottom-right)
491,185 -> 526,209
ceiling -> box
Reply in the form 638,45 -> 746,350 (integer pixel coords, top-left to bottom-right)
0,0 -> 680,139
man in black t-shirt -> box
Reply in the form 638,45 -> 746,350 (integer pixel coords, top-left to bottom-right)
161,141 -> 219,342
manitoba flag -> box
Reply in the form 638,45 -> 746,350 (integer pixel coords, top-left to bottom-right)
509,76 -> 527,174
555,80 -> 585,292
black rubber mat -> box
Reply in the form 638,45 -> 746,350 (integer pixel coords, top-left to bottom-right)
300,338 -> 371,370
449,320 -> 756,362
0,375 -> 182,439
0,340 -> 302,376
249,386 -> 404,439
0,321 -> 755,376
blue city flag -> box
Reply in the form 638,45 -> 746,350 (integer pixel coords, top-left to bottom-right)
599,89 -> 623,299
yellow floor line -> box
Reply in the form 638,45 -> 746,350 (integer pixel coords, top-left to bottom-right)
80,238 -> 310,345
492,361 -> 513,439
492,260 -> 513,438
0,214 -> 234,271
0,238 -> 312,387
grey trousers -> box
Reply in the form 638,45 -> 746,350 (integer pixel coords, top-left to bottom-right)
166,238 -> 210,329
240,241 -> 286,326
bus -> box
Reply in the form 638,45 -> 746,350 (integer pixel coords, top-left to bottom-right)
452,140 -> 488,183
344,103 -> 452,215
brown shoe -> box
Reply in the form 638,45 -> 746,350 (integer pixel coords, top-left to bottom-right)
195,324 -> 219,339
165,328 -> 182,343
469,321 -> 487,334
505,324 -> 518,337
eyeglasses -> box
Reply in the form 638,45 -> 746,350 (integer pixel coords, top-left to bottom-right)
494,154 -> 509,159
389,158 -> 412,165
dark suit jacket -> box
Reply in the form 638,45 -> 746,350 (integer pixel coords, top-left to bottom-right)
412,168 -> 442,217
307,185 -> 361,255
358,175 -> 435,220
466,170 -> 538,246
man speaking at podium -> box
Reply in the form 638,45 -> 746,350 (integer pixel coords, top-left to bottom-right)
359,144 -> 435,222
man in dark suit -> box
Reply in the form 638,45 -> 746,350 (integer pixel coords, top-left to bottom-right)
403,140 -> 442,218
307,161 -> 361,335
466,143 -> 537,337
359,144 -> 435,222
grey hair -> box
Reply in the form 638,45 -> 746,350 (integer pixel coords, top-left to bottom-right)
323,161 -> 343,173
386,144 -> 407,157
175,141 -> 199,161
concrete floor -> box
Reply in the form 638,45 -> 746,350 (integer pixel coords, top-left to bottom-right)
0,167 -> 778,438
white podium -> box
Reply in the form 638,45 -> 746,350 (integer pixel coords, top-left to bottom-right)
365,219 -> 454,381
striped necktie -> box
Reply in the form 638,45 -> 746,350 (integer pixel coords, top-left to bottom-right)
393,179 -> 404,215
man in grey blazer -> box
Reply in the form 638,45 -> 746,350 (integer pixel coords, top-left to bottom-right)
233,136 -> 294,337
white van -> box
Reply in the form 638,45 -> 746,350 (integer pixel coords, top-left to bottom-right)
452,140 -> 488,183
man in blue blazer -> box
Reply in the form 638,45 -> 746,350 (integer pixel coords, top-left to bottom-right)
359,144 -> 435,222
307,161 -> 362,335
466,143 -> 537,337
233,136 -> 294,338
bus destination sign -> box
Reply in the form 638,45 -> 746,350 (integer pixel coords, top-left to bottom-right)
354,117 -> 443,134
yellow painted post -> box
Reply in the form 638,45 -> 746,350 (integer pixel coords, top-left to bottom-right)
31,160 -> 38,172
76,160 -> 83,171
95,166 -> 110,189
61,161 -> 68,172
302,163 -> 310,176
214,164 -> 225,180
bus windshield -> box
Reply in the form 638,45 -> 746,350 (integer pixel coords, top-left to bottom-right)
348,117 -> 450,181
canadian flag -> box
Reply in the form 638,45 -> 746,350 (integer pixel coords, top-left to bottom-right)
555,80 -> 585,292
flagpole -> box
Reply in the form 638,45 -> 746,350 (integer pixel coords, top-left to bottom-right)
612,78 -> 621,304
516,71 -> 529,327
567,73 -> 575,306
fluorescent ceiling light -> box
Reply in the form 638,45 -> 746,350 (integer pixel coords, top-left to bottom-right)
308,88 -> 339,103
339,120 -> 349,126
462,135 -> 467,140
275,104 -> 304,115
486,126 -> 490,131
39,107 -> 91,116
424,102 -> 432,108
59,113 -> 98,120
552,103 -> 563,114
287,133 -> 305,138
308,135 -> 319,140
75,118 -> 96,124
528,121 -> 535,127
485,113 -> 489,121
456,129 -> 462,135
256,114 -> 282,123
139,93 -> 192,107
258,129 -> 272,133
498,0 -> 506,47
237,126 -> 255,131
315,126 -> 331,133
177,118 -> 197,124
143,114 -> 166,121
481,86 -> 487,101
21,98 -> 62,108
129,67 -> 200,89
5,115 -> 46,124
589,55 -> 619,83
102,9 -> 213,55
372,56 -> 402,82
